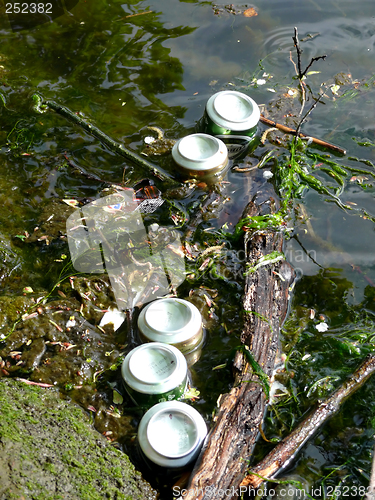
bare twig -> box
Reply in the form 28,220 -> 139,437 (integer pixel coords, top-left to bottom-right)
295,93 -> 325,137
125,10 -> 152,19
16,378 -> 54,388
259,115 -> 346,155
292,27 -> 304,79
292,27 -> 326,116
301,55 -> 327,78
240,354 -> 375,490
292,27 -> 326,79
35,97 -> 175,184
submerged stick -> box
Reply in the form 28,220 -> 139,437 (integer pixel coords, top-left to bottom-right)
241,353 -> 375,490
259,115 -> 346,155
32,95 -> 175,183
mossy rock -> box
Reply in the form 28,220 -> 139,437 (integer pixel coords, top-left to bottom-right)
0,379 -> 157,500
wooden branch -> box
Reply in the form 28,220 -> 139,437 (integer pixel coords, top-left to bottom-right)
33,95 -> 175,183
183,201 -> 294,500
292,26 -> 326,79
292,27 -> 303,80
241,353 -> 375,490
301,55 -> 327,79
295,93 -> 325,138
259,115 -> 346,155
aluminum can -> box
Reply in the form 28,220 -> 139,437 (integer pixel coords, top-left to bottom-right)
171,133 -> 229,178
137,401 -> 207,468
198,90 -> 260,159
137,298 -> 204,366
121,343 -> 188,406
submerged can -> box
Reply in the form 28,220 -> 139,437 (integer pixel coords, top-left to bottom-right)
138,401 -> 207,468
138,298 -> 204,366
121,343 -> 188,406
198,90 -> 260,159
171,133 -> 229,178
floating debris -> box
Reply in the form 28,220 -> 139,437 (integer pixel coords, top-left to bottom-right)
99,308 -> 126,332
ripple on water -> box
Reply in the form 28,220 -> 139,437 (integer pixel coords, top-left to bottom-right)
262,16 -> 375,76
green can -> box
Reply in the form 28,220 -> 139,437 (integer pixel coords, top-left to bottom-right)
198,90 -> 260,159
121,342 -> 188,407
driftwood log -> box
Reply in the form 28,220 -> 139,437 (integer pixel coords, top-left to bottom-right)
183,201 -> 294,499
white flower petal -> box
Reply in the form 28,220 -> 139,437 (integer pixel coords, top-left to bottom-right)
263,171 -> 273,179
315,322 -> 328,332
144,136 -> 156,144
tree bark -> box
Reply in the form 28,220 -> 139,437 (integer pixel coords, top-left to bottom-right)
183,201 -> 294,499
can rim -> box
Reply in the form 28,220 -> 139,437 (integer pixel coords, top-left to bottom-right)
206,90 -> 260,131
128,343 -> 178,384
146,406 -> 199,458
121,342 -> 187,394
172,133 -> 228,171
138,298 -> 202,343
138,401 -> 207,467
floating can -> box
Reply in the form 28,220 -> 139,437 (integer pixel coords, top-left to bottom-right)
198,90 -> 260,159
138,401 -> 207,468
138,298 -> 204,367
171,133 -> 229,178
121,343 -> 188,406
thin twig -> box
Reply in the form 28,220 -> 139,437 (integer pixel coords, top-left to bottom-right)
125,10 -> 152,18
259,115 -> 346,155
302,55 -> 327,78
292,27 -> 303,79
240,354 -> 375,490
34,96 -> 175,184
295,93 -> 325,138
292,27 -> 326,117
292,27 -> 326,79
16,378 -> 54,388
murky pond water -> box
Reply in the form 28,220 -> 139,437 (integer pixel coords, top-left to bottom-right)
1,0 -> 375,498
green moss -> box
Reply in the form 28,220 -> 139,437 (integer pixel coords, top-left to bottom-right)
0,379 -> 156,500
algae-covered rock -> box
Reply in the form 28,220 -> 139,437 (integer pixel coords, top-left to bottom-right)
0,379 -> 157,500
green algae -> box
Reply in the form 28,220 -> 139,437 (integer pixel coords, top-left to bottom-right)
0,378 -> 156,500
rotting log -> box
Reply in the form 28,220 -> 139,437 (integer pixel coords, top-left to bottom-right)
241,353 -> 375,491
183,200 -> 294,500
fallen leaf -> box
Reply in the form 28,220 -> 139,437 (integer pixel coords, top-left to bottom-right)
62,199 -> 79,208
113,390 -> 123,405
243,7 -> 258,17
